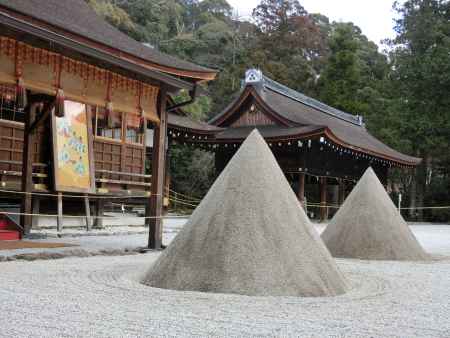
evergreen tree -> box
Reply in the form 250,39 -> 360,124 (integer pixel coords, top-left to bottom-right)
388,0 -> 450,219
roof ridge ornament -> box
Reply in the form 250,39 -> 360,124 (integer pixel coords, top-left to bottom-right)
356,115 -> 365,127
245,69 -> 263,84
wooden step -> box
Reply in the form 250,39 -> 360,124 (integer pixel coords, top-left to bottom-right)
0,218 -> 8,230
0,230 -> 20,241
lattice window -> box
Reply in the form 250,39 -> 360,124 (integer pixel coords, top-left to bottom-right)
0,83 -> 24,123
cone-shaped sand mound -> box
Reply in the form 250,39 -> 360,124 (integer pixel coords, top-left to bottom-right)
143,130 -> 348,297
322,167 -> 429,261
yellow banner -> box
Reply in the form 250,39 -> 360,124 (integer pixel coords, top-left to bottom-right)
53,101 -> 93,192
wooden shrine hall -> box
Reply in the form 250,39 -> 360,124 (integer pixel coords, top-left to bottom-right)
0,0 -> 216,246
177,69 -> 421,220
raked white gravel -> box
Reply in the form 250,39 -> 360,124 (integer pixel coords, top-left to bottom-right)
0,225 -> 449,338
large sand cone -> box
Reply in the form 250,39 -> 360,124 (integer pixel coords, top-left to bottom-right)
322,167 -> 429,261
143,130 -> 348,297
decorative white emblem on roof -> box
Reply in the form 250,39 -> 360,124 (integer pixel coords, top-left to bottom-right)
245,69 -> 263,84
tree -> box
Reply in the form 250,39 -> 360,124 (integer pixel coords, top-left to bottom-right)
318,23 -> 361,113
251,0 -> 328,95
253,0 -> 306,34
88,0 -> 140,39
113,0 -> 185,47
388,0 -> 450,219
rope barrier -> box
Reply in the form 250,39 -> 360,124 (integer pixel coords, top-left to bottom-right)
0,210 -> 188,220
168,197 -> 198,208
399,206 -> 450,210
305,202 -> 450,210
167,188 -> 202,202
0,204 -> 447,225
0,188 -> 159,199
306,202 -> 340,209
109,194 -> 200,209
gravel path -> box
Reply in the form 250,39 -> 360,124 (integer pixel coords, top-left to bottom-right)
0,225 -> 449,337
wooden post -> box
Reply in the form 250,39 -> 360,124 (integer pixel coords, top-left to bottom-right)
330,184 -> 339,217
32,197 -> 40,229
57,192 -> 63,232
298,173 -> 305,209
319,177 -> 328,222
164,155 -> 171,209
338,180 -> 346,205
94,199 -> 104,229
20,103 -> 37,235
84,194 -> 91,231
173,191 -> 178,210
146,86 -> 168,249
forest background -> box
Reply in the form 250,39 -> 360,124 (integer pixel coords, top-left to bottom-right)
87,0 -> 450,221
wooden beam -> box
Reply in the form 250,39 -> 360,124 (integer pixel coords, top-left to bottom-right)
146,86 -> 168,249
319,177 -> 328,222
20,103 -> 38,235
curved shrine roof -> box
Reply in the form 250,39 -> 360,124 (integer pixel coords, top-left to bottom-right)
0,0 -> 216,82
168,113 -> 223,133
210,73 -> 421,166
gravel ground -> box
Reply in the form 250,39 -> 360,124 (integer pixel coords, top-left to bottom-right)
0,225 -> 449,338
0,219 -> 186,260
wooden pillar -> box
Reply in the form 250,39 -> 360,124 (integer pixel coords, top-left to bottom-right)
84,194 -> 91,231
57,192 -> 63,232
330,184 -> 339,217
319,177 -> 328,222
146,86 -> 168,249
20,103 -> 37,235
338,180 -> 346,205
298,173 -> 306,209
94,199 -> 104,228
32,197 -> 40,229
164,149 -> 171,209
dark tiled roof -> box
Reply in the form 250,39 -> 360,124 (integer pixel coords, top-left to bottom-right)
211,74 -> 420,165
259,86 -> 420,164
215,125 -> 324,140
263,76 -> 362,125
0,0 -> 215,78
168,113 -> 223,133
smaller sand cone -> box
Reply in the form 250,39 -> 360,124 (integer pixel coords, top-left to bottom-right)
322,167 -> 429,261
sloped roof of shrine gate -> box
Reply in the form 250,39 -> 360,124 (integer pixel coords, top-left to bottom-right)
209,74 -> 421,166
168,113 -> 223,134
0,0 -> 217,84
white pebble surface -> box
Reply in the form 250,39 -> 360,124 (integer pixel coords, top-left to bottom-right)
0,224 -> 449,338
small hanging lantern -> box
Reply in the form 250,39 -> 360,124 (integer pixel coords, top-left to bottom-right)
105,101 -> 114,127
15,77 -> 27,110
54,88 -> 66,118
54,55 -> 66,117
14,42 -> 27,110
139,109 -> 146,134
104,72 -> 113,127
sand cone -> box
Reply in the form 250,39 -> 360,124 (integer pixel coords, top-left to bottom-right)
143,130 -> 348,297
321,167 -> 429,261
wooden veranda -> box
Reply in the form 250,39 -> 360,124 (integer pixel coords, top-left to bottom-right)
0,0 -> 216,247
